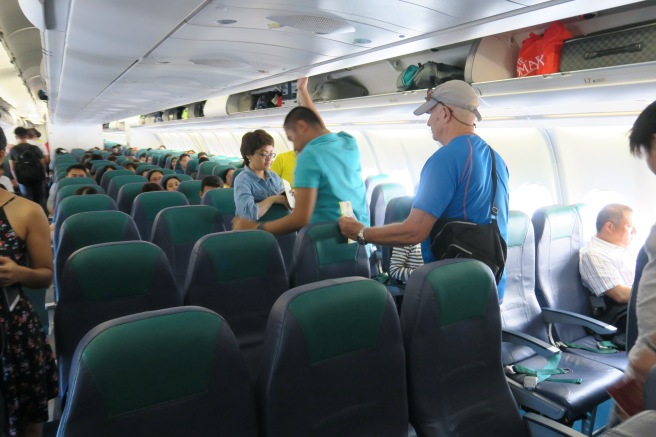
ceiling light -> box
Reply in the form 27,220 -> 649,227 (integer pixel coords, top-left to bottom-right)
353,38 -> 371,44
216,19 -> 237,25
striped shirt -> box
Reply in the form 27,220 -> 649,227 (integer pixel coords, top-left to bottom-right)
389,244 -> 423,284
579,236 -> 635,297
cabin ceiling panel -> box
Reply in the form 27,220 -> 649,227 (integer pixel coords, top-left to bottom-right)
38,0 -> 646,124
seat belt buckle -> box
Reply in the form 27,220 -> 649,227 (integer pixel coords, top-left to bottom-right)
524,375 -> 538,390
556,341 -> 568,349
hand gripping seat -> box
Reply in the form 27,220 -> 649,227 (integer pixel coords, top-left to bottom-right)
55,211 -> 141,299
131,191 -> 189,241
151,205 -> 225,288
258,277 -> 407,437
56,307 -> 257,437
116,182 -> 147,214
401,258 -> 589,437
184,230 -> 288,378
54,184 -> 106,212
107,174 -> 147,200
176,180 -> 202,205
53,194 -> 117,251
532,205 -> 627,371
290,222 -> 370,287
502,211 -> 623,433
99,169 -> 133,192
201,187 -> 236,230
55,241 -> 181,403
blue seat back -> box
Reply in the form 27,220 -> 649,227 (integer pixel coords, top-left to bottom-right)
177,180 -> 202,205
116,182 -> 147,214
107,175 -> 147,200
132,191 -> 189,241
53,194 -> 117,250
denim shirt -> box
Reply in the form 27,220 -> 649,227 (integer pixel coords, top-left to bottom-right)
233,166 -> 284,220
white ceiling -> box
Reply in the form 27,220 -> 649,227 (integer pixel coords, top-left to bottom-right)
7,0 -> 650,124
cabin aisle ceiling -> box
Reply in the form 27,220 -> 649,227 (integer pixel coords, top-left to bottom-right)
31,0 -> 645,124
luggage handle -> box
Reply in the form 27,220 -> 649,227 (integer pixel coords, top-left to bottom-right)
584,42 -> 642,60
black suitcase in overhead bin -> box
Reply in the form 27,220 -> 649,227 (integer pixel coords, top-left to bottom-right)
560,22 -> 656,71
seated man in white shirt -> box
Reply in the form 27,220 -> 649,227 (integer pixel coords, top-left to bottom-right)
580,203 -> 637,306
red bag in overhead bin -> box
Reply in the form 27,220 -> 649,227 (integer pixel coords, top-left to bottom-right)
516,22 -> 572,77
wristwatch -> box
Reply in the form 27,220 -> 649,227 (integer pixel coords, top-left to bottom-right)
356,226 -> 367,245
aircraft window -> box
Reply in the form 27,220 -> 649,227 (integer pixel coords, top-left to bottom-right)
509,182 -> 553,217
581,189 -> 626,216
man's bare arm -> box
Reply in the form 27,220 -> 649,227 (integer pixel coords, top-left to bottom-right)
605,284 -> 632,304
339,208 -> 437,247
297,77 -> 326,129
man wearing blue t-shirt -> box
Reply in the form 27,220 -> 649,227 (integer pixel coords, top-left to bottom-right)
339,80 -> 510,301
233,77 -> 368,234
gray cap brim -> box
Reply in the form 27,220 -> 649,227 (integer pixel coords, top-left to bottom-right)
413,99 -> 438,116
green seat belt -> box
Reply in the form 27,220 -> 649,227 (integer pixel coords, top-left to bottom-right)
561,340 -> 619,354
511,352 -> 582,389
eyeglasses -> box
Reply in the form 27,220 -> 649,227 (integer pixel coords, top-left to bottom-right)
258,152 -> 276,160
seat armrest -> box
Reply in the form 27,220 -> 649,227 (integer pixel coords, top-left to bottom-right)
506,379 -> 566,421
502,329 -> 561,357
523,412 -> 586,436
541,308 -> 617,335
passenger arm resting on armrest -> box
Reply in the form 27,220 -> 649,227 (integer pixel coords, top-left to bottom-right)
605,284 -> 632,304
232,187 -> 317,235
338,207 -> 437,247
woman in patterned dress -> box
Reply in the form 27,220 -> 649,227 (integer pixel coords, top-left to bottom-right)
0,129 -> 57,437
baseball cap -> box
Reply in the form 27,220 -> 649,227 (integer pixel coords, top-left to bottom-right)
413,80 -> 482,121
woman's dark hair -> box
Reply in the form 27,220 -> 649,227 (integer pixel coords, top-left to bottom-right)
240,129 -> 274,167
178,153 -> 190,162
198,156 -> 209,164
14,127 -> 28,139
162,175 -> 180,187
123,162 -> 138,171
141,182 -> 163,193
55,147 -> 67,155
80,153 -> 93,164
201,175 -> 223,191
630,100 -> 656,156
75,186 -> 98,195
147,169 -> 164,182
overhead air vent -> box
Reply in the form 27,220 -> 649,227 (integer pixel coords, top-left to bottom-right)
190,59 -> 252,69
267,14 -> 355,35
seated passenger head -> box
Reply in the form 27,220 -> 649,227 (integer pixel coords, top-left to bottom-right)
240,130 -> 275,171
159,145 -> 166,150
55,148 -> 68,155
630,100 -> 656,174
139,155 -> 147,162
170,156 -> 178,169
80,153 -> 93,165
111,146 -> 119,153
147,169 -> 164,184
413,80 -> 481,143
141,182 -> 163,193
224,168 -> 235,187
178,153 -> 190,170
91,153 -> 103,161
146,156 -> 153,164
75,186 -> 98,195
123,162 -> 137,172
200,175 -> 223,197
165,176 -> 180,192
66,164 -> 88,178
198,156 -> 209,165
198,152 -> 208,159
107,154 -> 118,162
595,204 -> 635,248
283,107 -> 324,152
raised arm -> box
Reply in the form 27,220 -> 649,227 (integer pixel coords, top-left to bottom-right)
297,77 -> 326,129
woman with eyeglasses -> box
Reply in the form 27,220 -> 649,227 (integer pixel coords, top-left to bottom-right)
234,129 -> 288,221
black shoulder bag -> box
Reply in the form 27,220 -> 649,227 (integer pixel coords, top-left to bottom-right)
429,146 -> 507,284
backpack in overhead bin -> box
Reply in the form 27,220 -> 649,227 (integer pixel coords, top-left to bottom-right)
396,62 -> 465,91
13,145 -> 44,184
